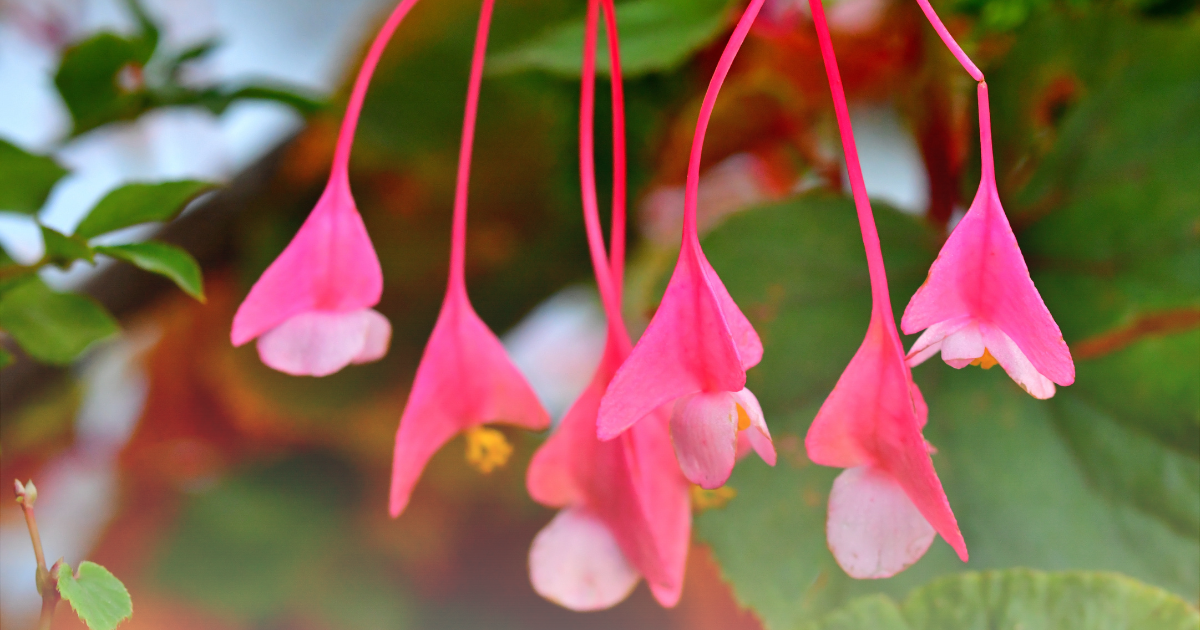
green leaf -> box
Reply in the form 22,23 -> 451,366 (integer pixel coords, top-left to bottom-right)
808,570 -> 1200,630
54,32 -> 155,136
0,279 -> 119,365
489,0 -> 735,78
96,241 -> 205,301
195,84 -> 325,117
57,561 -> 133,630
74,180 -> 215,239
41,226 -> 95,268
677,196 -> 1198,629
0,139 -> 69,215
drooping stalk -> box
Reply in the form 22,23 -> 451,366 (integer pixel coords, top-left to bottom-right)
807,0 -> 898,327
682,0 -> 768,245
448,0 -> 497,295
331,0 -> 424,176
977,82 -> 995,186
911,0 -> 983,81
600,0 -> 628,298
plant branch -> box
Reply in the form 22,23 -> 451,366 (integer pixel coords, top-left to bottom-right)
15,480 -> 59,630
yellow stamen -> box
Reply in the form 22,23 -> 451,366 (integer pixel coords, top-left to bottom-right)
736,403 -> 752,431
464,426 -> 512,474
691,485 -> 737,512
970,348 -> 999,370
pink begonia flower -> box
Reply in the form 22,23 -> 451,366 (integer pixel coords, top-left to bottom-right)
901,85 -> 1074,399
389,0 -> 549,517
230,0 -> 425,375
597,0 -> 775,491
804,0 -> 967,579
528,1 -> 689,609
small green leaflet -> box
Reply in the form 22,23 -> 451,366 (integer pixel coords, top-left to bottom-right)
489,0 -> 735,78
96,241 -> 205,301
806,570 -> 1200,630
74,180 -> 215,239
41,226 -> 95,268
57,561 -> 133,630
55,32 -> 156,136
0,138 -> 69,215
0,279 -> 119,365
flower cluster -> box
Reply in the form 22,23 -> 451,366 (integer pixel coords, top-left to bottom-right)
230,0 -> 1073,609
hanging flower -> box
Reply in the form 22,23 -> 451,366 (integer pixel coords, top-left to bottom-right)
803,0 -> 966,578
528,1 -> 690,609
230,0 -> 424,376
389,0 -> 549,517
597,0 -> 775,491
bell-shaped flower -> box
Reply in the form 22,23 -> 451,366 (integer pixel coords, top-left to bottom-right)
389,0 -> 548,517
528,2 -> 689,609
597,0 -> 775,490
230,0 -> 424,375
804,0 -> 966,579
902,83 -> 1073,399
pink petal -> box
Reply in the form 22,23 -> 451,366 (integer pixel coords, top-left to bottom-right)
732,387 -> 776,466
981,323 -> 1056,399
598,240 -> 754,440
940,321 -> 985,369
232,174 -> 382,346
827,465 -> 936,579
905,316 -> 970,367
670,392 -> 739,489
901,177 -> 1073,386
807,313 -> 967,562
255,308 -> 390,377
529,507 -> 641,611
390,287 -> 549,516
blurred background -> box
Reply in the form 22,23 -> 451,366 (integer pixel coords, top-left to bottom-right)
0,0 -> 1196,628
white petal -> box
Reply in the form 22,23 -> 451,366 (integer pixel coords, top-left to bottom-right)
827,466 -> 936,579
351,309 -> 392,364
732,388 -> 776,466
906,316 -> 970,367
941,322 -> 985,369
670,392 -> 739,489
981,324 -> 1056,399
529,507 -> 640,611
256,309 -> 388,377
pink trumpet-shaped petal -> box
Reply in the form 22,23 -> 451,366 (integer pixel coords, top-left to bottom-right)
231,174 -> 383,347
902,83 -> 1073,392
529,507 -> 641,611
256,308 -> 391,377
390,287 -> 549,516
827,465 -> 937,579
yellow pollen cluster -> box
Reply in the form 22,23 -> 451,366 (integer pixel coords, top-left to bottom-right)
691,485 -> 738,512
464,426 -> 513,474
736,403 -> 752,431
971,348 -> 999,370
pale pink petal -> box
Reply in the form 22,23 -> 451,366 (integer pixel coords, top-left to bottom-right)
827,466 -> 937,579
529,507 -> 641,611
732,387 -> 776,466
598,239 -> 748,440
256,308 -> 387,377
905,316 -> 970,367
940,321 -> 985,369
232,174 -> 382,346
351,309 -> 392,364
390,288 -> 549,516
670,392 -> 739,489
981,323 -> 1056,399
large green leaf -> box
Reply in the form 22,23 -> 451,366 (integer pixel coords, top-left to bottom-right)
683,196 -> 1198,629
55,32 -> 155,136
0,279 -> 119,365
489,0 -> 735,78
57,561 -> 133,630
74,181 -> 215,239
96,241 -> 205,301
808,570 -> 1200,630
0,139 -> 69,215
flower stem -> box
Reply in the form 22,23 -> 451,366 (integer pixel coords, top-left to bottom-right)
912,0 -> 984,81
15,481 -> 59,630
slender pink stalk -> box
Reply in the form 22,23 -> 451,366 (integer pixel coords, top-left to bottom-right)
808,0 -> 896,328
978,81 -> 995,182
601,0 -> 627,296
448,0 -> 495,293
332,0 -> 424,175
912,0 -> 983,81
683,0 -> 768,244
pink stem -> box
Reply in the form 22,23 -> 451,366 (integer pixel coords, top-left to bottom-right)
977,82 -> 995,186
807,0 -> 895,323
601,0 -> 627,301
682,0 -> 768,245
448,0 -> 496,294
332,0 -> 424,178
581,0 -> 629,342
912,0 -> 983,81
